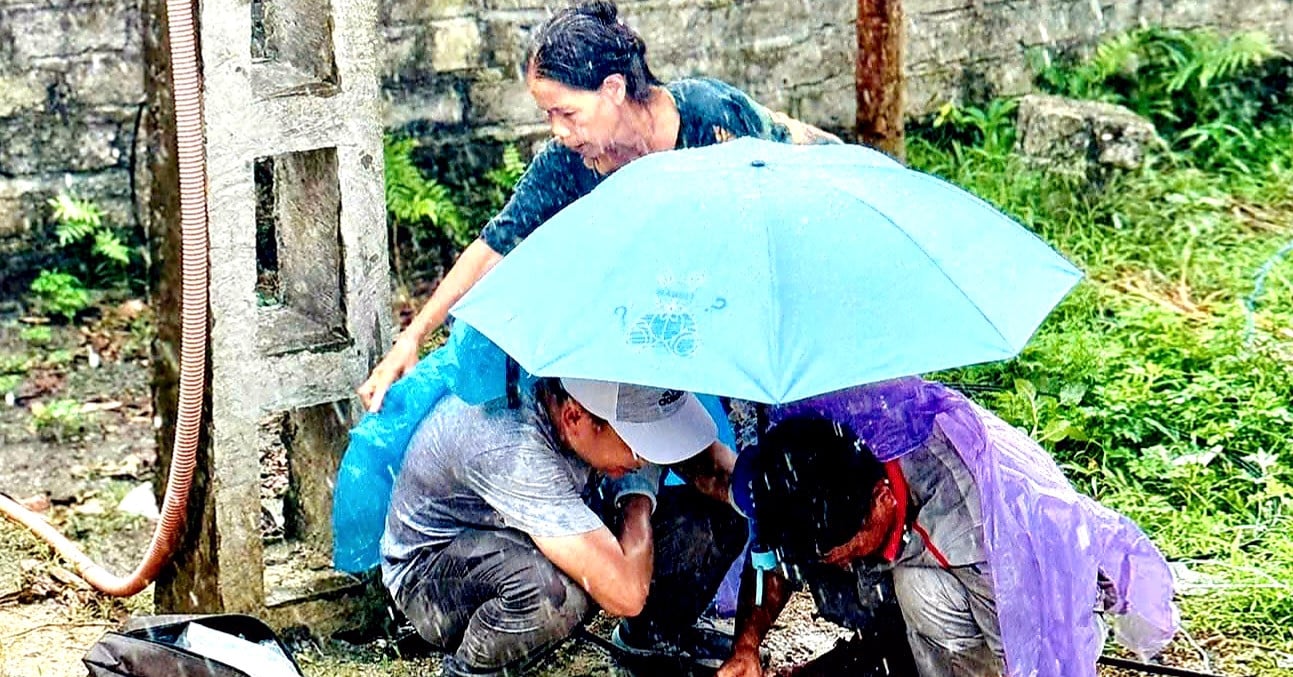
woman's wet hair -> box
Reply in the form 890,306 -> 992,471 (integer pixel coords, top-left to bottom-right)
749,416 -> 886,563
527,1 -> 661,102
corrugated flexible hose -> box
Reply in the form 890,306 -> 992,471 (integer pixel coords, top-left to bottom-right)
0,0 -> 207,597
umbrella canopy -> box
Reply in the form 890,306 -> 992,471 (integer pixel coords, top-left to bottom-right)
451,138 -> 1082,404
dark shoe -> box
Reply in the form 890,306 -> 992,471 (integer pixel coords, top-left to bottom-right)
440,655 -> 506,677
777,633 -> 918,677
392,623 -> 438,659
610,621 -> 736,670
437,635 -> 571,677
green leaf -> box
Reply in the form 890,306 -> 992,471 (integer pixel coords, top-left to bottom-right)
1013,378 -> 1038,402
1040,418 -> 1088,443
1058,382 -> 1088,406
28,270 -> 90,321
93,229 -> 131,265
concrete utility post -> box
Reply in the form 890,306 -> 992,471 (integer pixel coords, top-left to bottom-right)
144,0 -> 390,633
856,0 -> 906,161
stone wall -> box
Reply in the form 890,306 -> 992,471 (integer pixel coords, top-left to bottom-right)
381,0 -> 1293,146
903,0 -> 1293,112
2,0 -> 1291,294
0,0 -> 144,295
381,0 -> 859,150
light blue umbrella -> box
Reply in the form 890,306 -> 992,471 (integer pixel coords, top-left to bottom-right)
451,138 -> 1082,404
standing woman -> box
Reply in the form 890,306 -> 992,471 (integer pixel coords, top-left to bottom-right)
358,0 -> 839,411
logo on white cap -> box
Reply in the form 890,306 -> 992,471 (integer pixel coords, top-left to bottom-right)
561,379 -> 718,465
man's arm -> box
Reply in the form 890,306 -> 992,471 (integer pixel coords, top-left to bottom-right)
532,496 -> 654,617
718,561 -> 793,677
672,440 -> 737,505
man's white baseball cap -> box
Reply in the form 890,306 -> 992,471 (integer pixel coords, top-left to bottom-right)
561,378 -> 718,465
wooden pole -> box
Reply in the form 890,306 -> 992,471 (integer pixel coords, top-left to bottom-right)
856,0 -> 906,161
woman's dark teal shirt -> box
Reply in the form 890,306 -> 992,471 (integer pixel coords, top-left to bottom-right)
479,77 -> 837,256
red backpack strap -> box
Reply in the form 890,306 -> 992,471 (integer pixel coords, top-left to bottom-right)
881,460 -> 951,569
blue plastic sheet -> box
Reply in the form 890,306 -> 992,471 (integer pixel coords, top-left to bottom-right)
332,322 -> 736,573
332,323 -> 511,572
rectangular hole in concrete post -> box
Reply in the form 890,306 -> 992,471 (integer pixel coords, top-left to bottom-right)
259,400 -> 357,608
249,0 -> 339,98
254,157 -> 282,305
254,146 -> 350,356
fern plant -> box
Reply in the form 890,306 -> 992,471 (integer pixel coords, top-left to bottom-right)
485,144 -> 527,199
46,193 -> 135,286
382,135 -> 531,286
51,193 -> 102,245
1036,27 -> 1289,172
384,135 -> 472,252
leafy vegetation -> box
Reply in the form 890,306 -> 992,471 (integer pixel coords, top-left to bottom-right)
19,325 -> 53,346
919,27 -> 1293,669
383,136 -> 526,286
1032,27 -> 1293,173
385,135 -> 469,252
47,194 -> 137,287
28,270 -> 91,322
30,398 -> 94,442
25,194 -> 144,321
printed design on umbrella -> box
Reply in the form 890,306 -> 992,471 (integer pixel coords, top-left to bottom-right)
618,273 -> 727,358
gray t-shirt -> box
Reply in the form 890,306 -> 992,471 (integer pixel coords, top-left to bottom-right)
380,393 -> 605,596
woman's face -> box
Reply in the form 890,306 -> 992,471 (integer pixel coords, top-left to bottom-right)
527,72 -> 626,164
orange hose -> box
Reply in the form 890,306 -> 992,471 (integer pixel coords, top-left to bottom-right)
0,0 -> 208,597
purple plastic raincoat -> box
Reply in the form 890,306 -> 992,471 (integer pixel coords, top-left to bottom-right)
771,377 -> 1178,677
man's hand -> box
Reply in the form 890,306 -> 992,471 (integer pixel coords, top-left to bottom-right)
724,562 -> 789,677
357,336 -> 421,413
533,496 -> 653,617
717,648 -> 763,677
672,440 -> 737,505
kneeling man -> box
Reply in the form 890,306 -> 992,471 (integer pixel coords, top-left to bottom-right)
382,377 -> 744,676
719,378 -> 1177,677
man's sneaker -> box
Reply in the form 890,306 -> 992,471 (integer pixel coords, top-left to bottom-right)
610,621 -> 736,670
775,633 -> 919,677
437,635 -> 571,677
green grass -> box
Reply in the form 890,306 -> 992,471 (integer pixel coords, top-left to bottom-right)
913,27 -> 1293,671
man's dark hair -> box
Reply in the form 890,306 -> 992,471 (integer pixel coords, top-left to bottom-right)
527,1 -> 662,103
534,377 -> 608,426
749,416 -> 886,562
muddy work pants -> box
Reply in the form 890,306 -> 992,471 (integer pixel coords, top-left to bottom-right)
892,563 -> 1005,677
392,486 -> 745,676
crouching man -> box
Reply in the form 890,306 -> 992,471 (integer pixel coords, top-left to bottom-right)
381,377 -> 744,676
718,378 -> 1178,677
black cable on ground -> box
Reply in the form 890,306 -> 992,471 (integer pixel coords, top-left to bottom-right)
1098,654 -> 1233,677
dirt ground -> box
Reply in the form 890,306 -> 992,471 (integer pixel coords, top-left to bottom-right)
0,306 -> 848,677
0,305 -> 1260,677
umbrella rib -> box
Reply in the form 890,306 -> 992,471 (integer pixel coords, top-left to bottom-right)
802,167 -> 1017,349
763,196 -> 784,402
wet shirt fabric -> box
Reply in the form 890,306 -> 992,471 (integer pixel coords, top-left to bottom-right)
479,77 -> 840,256
892,427 -> 988,568
380,392 -> 602,598
770,378 -> 1179,677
